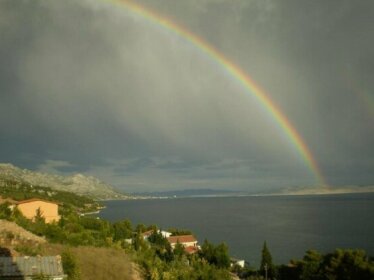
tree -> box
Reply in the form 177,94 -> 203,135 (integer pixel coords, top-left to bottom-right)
200,240 -> 231,268
215,243 -> 231,268
132,230 -> 147,251
321,249 -> 374,280
173,242 -> 185,258
300,250 -> 323,280
61,250 -> 81,280
200,239 -> 215,264
32,207 -> 46,236
34,207 -> 45,223
260,241 -> 275,280
0,202 -> 12,219
167,228 -> 192,236
148,230 -> 173,262
112,220 -> 132,241
135,223 -> 146,233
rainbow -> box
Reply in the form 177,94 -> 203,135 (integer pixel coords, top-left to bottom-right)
107,0 -> 327,187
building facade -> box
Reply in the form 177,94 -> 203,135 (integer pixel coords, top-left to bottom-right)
167,235 -> 198,248
16,199 -> 60,224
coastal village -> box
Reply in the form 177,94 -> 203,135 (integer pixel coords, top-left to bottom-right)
0,196 -> 244,279
1,167 -> 373,279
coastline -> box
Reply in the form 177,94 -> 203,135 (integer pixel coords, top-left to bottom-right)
98,193 -> 374,265
102,190 -> 374,201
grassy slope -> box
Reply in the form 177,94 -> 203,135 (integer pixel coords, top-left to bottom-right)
42,244 -> 142,280
0,219 -> 143,280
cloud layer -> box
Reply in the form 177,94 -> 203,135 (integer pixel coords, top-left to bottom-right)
0,0 -> 373,192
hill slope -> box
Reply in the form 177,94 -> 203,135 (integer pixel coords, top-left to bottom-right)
0,220 -> 142,279
0,163 -> 128,200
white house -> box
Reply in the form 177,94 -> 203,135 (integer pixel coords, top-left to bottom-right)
160,230 -> 172,238
166,235 -> 199,254
230,258 -> 245,268
142,230 -> 172,240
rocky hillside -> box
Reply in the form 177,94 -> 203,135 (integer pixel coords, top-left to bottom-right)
0,163 -> 129,200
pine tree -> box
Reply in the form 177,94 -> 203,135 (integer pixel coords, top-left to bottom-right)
260,241 -> 275,279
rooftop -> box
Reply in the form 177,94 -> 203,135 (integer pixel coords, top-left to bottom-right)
167,235 -> 197,244
141,229 -> 156,237
0,256 -> 66,278
185,246 -> 199,254
16,198 -> 60,205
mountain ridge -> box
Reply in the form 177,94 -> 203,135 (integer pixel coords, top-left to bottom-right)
0,163 -> 128,200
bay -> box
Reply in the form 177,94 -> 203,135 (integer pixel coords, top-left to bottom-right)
98,193 -> 374,266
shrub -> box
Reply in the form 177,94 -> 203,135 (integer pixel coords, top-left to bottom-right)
61,250 -> 81,280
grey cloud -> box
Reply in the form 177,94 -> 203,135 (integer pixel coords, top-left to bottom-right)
0,0 -> 373,191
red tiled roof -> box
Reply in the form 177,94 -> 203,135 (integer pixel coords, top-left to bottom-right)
185,246 -> 199,254
167,235 -> 197,244
16,198 -> 59,205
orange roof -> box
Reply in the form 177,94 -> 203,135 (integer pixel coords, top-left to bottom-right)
16,198 -> 59,205
185,246 -> 199,254
167,235 -> 197,244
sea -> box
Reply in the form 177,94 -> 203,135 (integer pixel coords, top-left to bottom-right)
98,193 -> 374,266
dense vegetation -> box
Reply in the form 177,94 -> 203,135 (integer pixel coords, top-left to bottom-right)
235,243 -> 374,280
0,187 -> 232,279
277,249 -> 374,280
0,179 -> 101,213
132,231 -> 232,279
1,184 -> 374,280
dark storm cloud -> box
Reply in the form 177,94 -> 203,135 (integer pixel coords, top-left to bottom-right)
150,0 -> 374,186
0,0 -> 373,192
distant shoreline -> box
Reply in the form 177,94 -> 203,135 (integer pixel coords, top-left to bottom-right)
102,190 -> 374,201
98,192 -> 374,265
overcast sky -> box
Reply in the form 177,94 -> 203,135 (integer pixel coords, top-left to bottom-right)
0,0 -> 373,193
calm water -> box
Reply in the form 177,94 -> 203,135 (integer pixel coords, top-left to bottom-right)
98,193 -> 374,266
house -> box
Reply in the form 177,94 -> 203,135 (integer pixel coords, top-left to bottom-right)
16,199 -> 60,224
0,255 -> 66,279
142,230 -> 172,240
167,235 -> 199,254
230,258 -> 245,268
167,235 -> 198,248
184,246 -> 199,254
141,230 -> 154,240
160,230 -> 172,238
